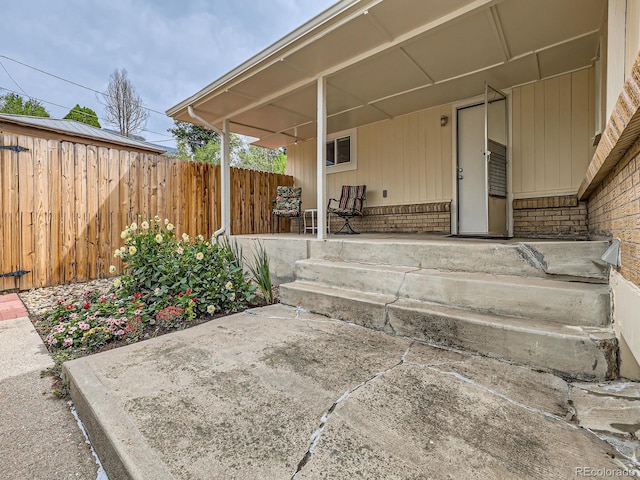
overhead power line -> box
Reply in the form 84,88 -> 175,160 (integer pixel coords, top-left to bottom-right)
0,60 -> 28,96
0,54 -> 168,116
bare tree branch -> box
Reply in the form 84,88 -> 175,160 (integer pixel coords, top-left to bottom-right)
102,68 -> 148,137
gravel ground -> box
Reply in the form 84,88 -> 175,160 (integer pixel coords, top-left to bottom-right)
18,279 -> 115,317
19,279 -> 277,318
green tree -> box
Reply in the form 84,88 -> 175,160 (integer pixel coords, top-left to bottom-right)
169,120 -> 219,157
0,93 -> 50,117
169,121 -> 287,173
64,104 -> 101,128
237,145 -> 287,173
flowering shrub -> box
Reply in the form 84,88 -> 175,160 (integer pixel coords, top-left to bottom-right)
117,216 -> 255,318
42,289 -> 148,350
41,216 -> 257,352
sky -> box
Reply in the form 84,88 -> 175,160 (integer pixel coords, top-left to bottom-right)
1,0 -> 337,149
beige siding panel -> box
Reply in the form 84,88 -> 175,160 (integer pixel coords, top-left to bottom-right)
512,68 -> 594,197
520,84 -> 536,193
425,111 -> 438,202
328,105 -> 453,207
558,74 -> 573,188
511,88 -> 522,194
534,82 -> 546,192
441,108 -> 453,200
544,77 -> 560,191
572,69 -> 590,188
416,112 -> 428,201
626,1 -> 640,78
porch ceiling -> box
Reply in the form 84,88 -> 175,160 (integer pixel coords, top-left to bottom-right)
167,0 -> 605,149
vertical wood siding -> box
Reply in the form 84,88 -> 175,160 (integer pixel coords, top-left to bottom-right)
287,104 -> 453,209
511,68 -> 595,197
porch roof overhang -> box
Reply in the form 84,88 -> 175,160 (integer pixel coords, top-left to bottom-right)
167,0 -> 606,150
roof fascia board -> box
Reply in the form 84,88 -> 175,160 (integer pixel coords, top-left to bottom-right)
166,0 -> 366,116
206,0 -> 499,127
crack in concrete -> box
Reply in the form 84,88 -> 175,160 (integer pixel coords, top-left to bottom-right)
431,367 -> 640,468
382,267 -> 420,333
516,243 -> 549,273
290,342 -> 415,479
426,365 -> 576,426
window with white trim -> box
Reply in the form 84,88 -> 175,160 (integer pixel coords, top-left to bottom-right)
326,129 -> 357,173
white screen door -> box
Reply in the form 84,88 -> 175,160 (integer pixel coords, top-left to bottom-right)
457,83 -> 507,235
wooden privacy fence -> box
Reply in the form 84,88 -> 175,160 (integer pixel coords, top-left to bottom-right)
0,134 -> 293,291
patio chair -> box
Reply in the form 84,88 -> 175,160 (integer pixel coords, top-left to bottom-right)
327,185 -> 366,234
272,186 -> 302,234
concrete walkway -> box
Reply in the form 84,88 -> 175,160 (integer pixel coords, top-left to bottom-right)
0,293 -> 99,480
65,304 -> 640,479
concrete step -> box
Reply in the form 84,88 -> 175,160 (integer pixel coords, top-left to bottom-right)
279,281 -> 618,381
294,259 -> 611,326
308,239 -> 610,282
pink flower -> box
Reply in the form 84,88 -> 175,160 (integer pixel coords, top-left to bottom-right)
68,326 -> 77,334
70,313 -> 78,319
118,307 -> 125,314
100,296 -> 106,303
63,338 -> 73,347
78,322 -> 90,330
56,324 -> 66,333
116,329 -> 125,336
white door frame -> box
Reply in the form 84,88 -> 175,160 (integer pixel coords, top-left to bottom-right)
450,90 -> 513,236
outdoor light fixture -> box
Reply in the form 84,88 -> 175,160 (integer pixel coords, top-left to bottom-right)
440,115 -> 448,126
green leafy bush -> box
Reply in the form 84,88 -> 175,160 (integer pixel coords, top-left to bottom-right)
40,216 -> 256,352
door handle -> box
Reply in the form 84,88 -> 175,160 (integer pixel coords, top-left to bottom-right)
457,167 -> 463,180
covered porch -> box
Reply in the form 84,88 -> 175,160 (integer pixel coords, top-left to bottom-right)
168,0 -> 606,241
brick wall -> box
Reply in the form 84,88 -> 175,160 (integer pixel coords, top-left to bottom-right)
512,195 -> 588,239
291,201 -> 451,234
588,138 -> 640,285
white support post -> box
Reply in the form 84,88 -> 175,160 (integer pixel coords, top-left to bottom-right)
221,119 -> 231,235
316,77 -> 327,240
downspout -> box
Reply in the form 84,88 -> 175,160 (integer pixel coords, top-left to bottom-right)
187,105 -> 228,241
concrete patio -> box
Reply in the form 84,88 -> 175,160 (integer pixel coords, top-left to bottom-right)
65,304 -> 640,479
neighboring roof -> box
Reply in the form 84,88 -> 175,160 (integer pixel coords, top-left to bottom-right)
168,0 -> 605,149
0,114 -> 166,154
